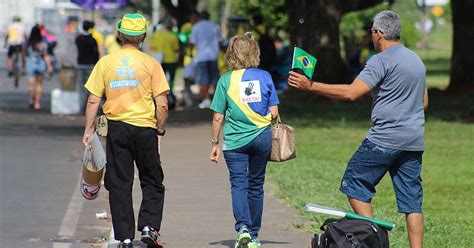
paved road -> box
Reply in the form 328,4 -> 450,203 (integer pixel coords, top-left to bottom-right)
0,71 -> 110,248
0,68 -> 310,248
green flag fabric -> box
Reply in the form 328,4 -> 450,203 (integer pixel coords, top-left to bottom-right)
291,47 -> 317,79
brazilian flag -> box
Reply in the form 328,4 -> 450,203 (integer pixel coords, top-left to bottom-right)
291,47 -> 317,79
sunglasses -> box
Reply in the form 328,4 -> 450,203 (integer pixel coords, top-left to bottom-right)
368,28 -> 384,34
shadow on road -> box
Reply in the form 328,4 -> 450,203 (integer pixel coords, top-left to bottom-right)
1,90 -> 215,137
209,239 -> 291,248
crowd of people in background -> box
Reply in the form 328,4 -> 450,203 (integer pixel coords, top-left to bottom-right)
3,10 -> 300,112
5,17 -> 54,109
3,9 -> 428,248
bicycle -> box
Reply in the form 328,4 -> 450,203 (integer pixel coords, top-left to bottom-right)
11,45 -> 23,88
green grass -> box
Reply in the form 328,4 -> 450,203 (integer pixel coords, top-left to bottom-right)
266,28 -> 473,246
414,20 -> 453,90
266,95 -> 474,247
415,47 -> 451,90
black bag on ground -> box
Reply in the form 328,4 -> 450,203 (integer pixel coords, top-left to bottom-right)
311,218 -> 389,248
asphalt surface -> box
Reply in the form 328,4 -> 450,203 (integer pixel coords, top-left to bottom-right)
0,63 -> 310,248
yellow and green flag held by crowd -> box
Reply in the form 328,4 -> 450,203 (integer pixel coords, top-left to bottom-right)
292,47 -> 317,79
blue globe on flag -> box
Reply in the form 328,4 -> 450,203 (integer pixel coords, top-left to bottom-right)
302,57 -> 309,67
297,55 -> 314,69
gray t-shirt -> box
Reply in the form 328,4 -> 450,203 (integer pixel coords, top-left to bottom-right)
358,45 -> 426,151
190,20 -> 222,63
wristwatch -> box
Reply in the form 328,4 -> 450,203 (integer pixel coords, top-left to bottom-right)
211,138 -> 219,146
157,129 -> 166,136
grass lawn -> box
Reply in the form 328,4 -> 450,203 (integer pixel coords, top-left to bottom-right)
267,97 -> 473,247
266,38 -> 474,246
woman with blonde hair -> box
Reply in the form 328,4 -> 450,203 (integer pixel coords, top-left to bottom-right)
209,32 -> 279,248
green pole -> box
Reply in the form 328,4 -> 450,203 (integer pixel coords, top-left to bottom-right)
345,212 -> 395,231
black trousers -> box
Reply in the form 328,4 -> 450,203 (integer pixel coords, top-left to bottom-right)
105,120 -> 165,241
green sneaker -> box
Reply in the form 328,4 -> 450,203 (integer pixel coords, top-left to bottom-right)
234,226 -> 251,247
248,238 -> 262,248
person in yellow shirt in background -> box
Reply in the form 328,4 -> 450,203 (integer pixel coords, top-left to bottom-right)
179,11 -> 200,107
104,28 -> 121,54
150,18 -> 180,110
217,42 -> 228,76
82,13 -> 169,248
180,11 -> 199,66
89,21 -> 105,57
6,16 -> 27,77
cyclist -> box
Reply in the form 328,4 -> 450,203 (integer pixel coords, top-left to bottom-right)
6,16 -> 27,77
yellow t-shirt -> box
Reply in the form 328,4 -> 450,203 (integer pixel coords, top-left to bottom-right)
104,34 -> 121,54
180,22 -> 196,65
85,47 -> 170,128
7,23 -> 26,45
180,22 -> 193,42
150,29 -> 179,64
90,28 -> 104,46
180,22 -> 192,33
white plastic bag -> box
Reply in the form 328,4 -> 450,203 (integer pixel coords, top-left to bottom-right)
81,132 -> 106,200
83,132 -> 106,172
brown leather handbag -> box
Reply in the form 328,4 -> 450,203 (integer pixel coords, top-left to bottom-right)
270,116 -> 296,162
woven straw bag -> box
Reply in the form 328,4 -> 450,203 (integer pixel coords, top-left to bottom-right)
270,116 -> 296,162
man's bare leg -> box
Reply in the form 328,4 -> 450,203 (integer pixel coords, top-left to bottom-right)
348,197 -> 373,217
200,85 -> 209,101
7,57 -> 13,72
406,213 -> 423,248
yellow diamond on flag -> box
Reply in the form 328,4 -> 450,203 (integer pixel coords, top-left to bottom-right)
297,56 -> 314,69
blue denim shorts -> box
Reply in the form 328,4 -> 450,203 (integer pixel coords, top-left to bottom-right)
26,58 -> 47,77
195,60 -> 219,85
340,139 -> 423,213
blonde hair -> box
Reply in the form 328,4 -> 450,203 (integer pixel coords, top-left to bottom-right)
225,32 -> 260,70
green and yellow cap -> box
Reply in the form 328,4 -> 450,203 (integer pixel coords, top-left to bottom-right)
116,13 -> 150,36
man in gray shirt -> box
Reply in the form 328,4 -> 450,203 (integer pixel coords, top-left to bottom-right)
288,11 -> 428,248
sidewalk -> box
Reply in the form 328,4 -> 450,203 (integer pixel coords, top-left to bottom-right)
0,62 -> 310,247
106,116 -> 310,247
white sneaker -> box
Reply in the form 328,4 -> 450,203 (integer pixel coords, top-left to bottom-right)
198,99 -> 211,109
181,90 -> 194,107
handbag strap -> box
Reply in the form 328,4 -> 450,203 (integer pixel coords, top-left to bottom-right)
272,115 -> 282,138
276,115 -> 282,124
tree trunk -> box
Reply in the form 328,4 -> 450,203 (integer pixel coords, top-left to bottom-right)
449,0 -> 474,92
287,0 -> 385,83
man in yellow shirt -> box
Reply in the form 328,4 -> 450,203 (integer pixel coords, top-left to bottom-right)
180,11 -> 199,65
89,21 -> 105,57
6,16 -> 27,77
180,11 -> 200,107
150,19 -> 179,109
104,28 -> 121,54
82,13 -> 169,248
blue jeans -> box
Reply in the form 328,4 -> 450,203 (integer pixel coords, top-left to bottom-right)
340,138 -> 424,213
195,60 -> 219,85
223,127 -> 272,239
